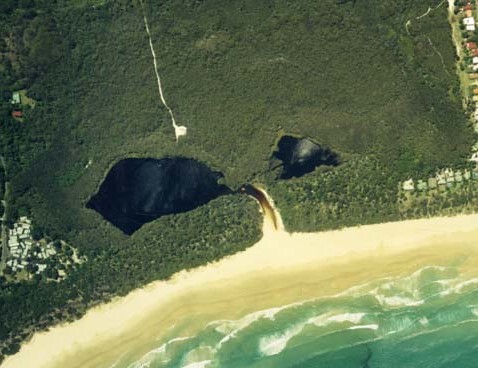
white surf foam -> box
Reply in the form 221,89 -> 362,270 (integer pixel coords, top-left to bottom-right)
180,360 -> 212,368
127,336 -> 191,368
373,293 -> 424,308
214,301 -> 306,347
348,324 -> 379,331
258,324 -> 305,356
439,277 -> 478,297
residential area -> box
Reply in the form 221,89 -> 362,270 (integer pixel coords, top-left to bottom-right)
401,1 -> 478,194
1,216 -> 85,282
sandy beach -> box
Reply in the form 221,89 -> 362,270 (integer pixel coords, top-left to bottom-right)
3,211 -> 478,368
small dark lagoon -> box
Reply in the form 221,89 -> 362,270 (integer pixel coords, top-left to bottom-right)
273,136 -> 340,179
87,158 -> 231,234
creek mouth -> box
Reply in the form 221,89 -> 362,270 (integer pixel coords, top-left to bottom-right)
87,157 -> 231,235
272,135 -> 340,179
239,184 -> 279,230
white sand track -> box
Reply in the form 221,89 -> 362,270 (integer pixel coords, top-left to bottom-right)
140,0 -> 187,142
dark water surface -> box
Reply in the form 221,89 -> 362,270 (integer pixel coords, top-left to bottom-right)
273,136 -> 340,179
87,158 -> 231,234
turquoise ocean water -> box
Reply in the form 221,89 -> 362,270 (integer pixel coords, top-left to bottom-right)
116,263 -> 478,368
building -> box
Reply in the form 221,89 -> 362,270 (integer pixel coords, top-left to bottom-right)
428,177 -> 437,189
467,42 -> 477,49
402,179 -> 415,191
417,180 -> 428,191
464,17 -> 476,31
455,170 -> 463,182
464,16 -> 475,25
12,110 -> 22,118
10,91 -> 20,105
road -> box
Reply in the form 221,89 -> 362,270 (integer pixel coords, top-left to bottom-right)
0,155 -> 9,270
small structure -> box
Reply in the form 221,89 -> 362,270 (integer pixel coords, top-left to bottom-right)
467,42 -> 477,49
402,179 -> 414,191
464,17 -> 476,31
10,92 -> 20,105
464,169 -> 472,180
469,73 -> 478,79
12,110 -> 22,118
444,168 -> 455,183
417,180 -> 428,191
428,178 -> 437,189
455,170 -> 463,182
436,172 -> 446,186
470,152 -> 478,162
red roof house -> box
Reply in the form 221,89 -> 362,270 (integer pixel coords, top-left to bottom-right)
12,110 -> 22,118
467,42 -> 477,50
465,4 -> 473,11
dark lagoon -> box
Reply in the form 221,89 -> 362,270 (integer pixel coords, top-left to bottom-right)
87,158 -> 231,234
273,136 -> 340,179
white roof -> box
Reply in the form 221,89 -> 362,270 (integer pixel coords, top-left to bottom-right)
464,17 -> 475,25
470,152 -> 478,162
473,57 -> 478,64
467,24 -> 476,31
403,179 -> 414,191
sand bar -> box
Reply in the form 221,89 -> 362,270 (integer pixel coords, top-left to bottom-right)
4,213 -> 478,368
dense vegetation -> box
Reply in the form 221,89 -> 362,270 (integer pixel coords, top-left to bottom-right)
0,0 -> 476,362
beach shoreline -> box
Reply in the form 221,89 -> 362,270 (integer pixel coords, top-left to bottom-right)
3,212 -> 478,368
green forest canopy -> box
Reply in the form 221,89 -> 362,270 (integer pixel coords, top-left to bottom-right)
0,0 -> 476,361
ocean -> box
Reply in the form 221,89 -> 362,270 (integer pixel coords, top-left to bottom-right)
115,258 -> 478,368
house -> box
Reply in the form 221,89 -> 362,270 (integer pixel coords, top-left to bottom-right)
455,170 -> 463,182
467,42 -> 477,49
417,180 -> 428,191
470,152 -> 478,162
464,17 -> 476,30
12,110 -> 22,118
464,4 -> 473,11
436,172 -> 447,185
469,73 -> 478,79
464,17 -> 475,26
466,9 -> 473,17
428,177 -> 438,189
402,179 -> 415,191
10,91 -> 20,105
444,168 -> 455,183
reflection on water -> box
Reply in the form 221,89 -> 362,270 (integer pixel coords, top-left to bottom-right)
87,158 -> 231,234
272,136 -> 339,179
